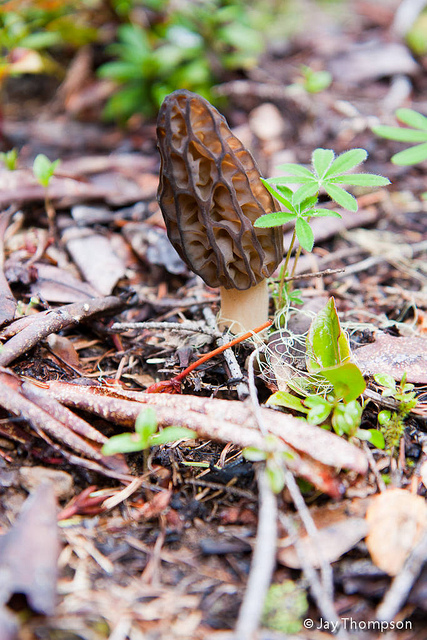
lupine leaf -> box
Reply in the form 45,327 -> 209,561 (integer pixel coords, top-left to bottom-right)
312,148 -> 334,178
324,183 -> 358,211
325,148 -> 367,177
295,217 -> 314,251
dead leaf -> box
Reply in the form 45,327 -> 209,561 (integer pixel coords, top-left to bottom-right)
354,334 -> 427,384
366,489 -> 427,576
0,482 -> 59,615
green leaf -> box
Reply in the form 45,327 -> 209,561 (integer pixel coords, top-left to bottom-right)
374,373 -> 396,390
372,124 -> 427,143
254,211 -> 297,228
266,461 -> 286,494
243,446 -> 268,461
295,217 -> 314,251
311,209 -> 342,218
102,432 -> 145,455
396,107 -> 427,131
150,426 -> 196,445
321,362 -> 366,402
312,148 -> 334,178
274,163 -> 314,178
332,400 -> 362,436
261,178 -> 295,208
330,174 -> 390,187
323,183 -> 358,211
325,148 -> 368,176
378,410 -> 392,426
292,182 -> 319,204
304,396 -> 332,424
306,297 -> 350,371
267,391 -> 309,413
274,184 -> 294,200
135,407 -> 158,444
391,142 -> 427,165
33,154 -> 60,188
355,428 -> 385,449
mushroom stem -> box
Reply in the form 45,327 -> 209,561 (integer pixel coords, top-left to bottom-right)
218,279 -> 270,334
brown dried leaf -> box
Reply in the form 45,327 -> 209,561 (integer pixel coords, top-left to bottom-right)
366,489 -> 427,576
355,334 -> 427,383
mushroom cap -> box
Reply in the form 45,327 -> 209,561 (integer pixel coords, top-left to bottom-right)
157,90 -> 283,291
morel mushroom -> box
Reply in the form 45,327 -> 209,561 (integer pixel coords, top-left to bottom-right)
157,90 -> 283,333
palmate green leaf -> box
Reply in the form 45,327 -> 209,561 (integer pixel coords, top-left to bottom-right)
295,217 -> 314,251
323,183 -> 358,211
311,209 -> 342,218
321,362 -> 366,402
306,297 -> 350,372
261,178 -> 294,208
330,174 -> 390,187
274,163 -> 314,178
372,124 -> 427,143
392,142 -> 427,165
325,148 -> 367,177
312,148 -> 334,178
254,211 -> 297,228
396,107 -> 427,131
292,182 -> 319,204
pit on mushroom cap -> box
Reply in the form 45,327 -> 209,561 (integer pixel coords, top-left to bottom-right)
157,90 -> 283,333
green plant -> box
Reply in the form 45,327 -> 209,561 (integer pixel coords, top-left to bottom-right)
372,108 -> 427,166
0,148 -> 18,170
255,148 -> 389,309
33,153 -> 60,238
98,0 -> 267,120
297,64 -> 332,94
102,407 -> 196,458
262,580 -> 308,634
243,435 -> 294,494
374,372 -> 418,453
266,298 -> 384,447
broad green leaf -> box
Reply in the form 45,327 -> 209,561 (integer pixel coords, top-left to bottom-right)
274,163 -> 314,177
150,426 -> 196,445
355,428 -> 385,449
332,400 -> 362,436
374,373 -> 396,390
267,391 -> 309,413
243,446 -> 268,461
102,433 -> 144,455
325,148 -> 367,177
312,148 -> 334,178
292,183 -> 319,204
372,124 -> 427,143
306,297 -> 350,371
135,407 -> 158,442
254,211 -> 297,228
330,174 -> 390,187
321,362 -> 366,402
396,107 -> 427,131
392,142 -> 427,165
295,217 -> 314,251
304,396 -> 332,424
324,183 -> 358,211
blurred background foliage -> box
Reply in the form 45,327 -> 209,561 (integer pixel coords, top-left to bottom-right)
0,0 -> 347,122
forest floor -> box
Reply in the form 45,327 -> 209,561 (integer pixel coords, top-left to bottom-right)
1,2 -> 427,639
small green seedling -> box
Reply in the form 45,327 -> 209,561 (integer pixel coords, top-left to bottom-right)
267,298 -> 384,448
262,580 -> 308,634
374,372 -> 418,453
298,65 -> 332,94
102,407 -> 196,458
33,153 -> 60,238
0,148 -> 18,171
243,435 -> 294,494
372,108 -> 427,166
255,148 -> 389,308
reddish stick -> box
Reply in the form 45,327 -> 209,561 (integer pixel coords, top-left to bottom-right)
145,319 -> 272,393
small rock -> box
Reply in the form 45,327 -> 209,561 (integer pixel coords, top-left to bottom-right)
19,466 -> 73,501
249,103 -> 285,141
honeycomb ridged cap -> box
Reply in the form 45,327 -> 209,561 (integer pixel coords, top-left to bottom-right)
157,90 -> 283,291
